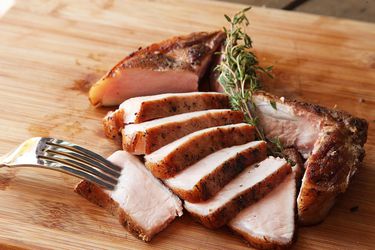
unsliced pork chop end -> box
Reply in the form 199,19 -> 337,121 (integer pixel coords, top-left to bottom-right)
298,112 -> 367,225
297,129 -> 361,225
251,91 -> 368,225
296,179 -> 337,226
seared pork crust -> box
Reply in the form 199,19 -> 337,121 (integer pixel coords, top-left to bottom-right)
89,31 -> 225,106
254,91 -> 368,225
187,164 -> 291,229
145,124 -> 256,179
232,230 -> 293,250
171,141 -> 267,202
123,110 -> 245,154
103,109 -> 125,138
105,31 -> 226,76
103,92 -> 230,139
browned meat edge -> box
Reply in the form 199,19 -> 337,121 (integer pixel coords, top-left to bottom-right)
145,125 -> 256,179
231,229 -> 294,250
103,109 -> 125,139
133,93 -> 230,124
101,31 -> 225,82
122,110 -> 245,154
230,200 -> 297,250
75,180 -> 175,242
171,141 -> 267,202
187,163 -> 291,229
255,91 -> 368,148
103,93 -> 231,139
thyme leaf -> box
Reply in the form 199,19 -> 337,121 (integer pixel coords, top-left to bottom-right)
270,100 -> 277,110
217,7 -> 284,157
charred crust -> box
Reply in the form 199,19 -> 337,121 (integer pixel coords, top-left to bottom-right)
182,143 -> 266,202
188,44 -> 210,65
230,227 -> 294,250
305,129 -> 348,185
257,91 -> 368,188
255,90 -> 368,224
255,90 -> 368,138
147,124 -> 256,179
102,31 -> 225,80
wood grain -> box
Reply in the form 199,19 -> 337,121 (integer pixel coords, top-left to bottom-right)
0,0 -> 374,249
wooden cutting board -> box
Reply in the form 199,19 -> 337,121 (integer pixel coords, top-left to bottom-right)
0,0 -> 374,249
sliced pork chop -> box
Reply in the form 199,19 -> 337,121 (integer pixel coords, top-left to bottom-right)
123,109 -> 244,155
252,91 -> 368,225
145,123 -> 256,179
184,157 -> 291,229
75,151 -> 183,242
89,31 -> 225,107
103,92 -> 230,138
165,141 -> 267,202
228,172 -> 296,250
227,149 -> 302,249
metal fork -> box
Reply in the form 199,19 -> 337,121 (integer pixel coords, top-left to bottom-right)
0,137 -> 121,190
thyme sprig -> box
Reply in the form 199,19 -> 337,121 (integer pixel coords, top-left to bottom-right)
216,7 -> 282,156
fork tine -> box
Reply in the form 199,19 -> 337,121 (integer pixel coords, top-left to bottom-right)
38,153 -> 118,186
44,145 -> 121,179
40,158 -> 116,190
44,138 -> 122,173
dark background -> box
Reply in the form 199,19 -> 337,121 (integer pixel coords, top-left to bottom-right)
216,0 -> 375,23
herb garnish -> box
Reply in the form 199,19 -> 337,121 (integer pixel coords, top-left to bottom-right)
216,7 -> 283,157
270,100 -> 277,110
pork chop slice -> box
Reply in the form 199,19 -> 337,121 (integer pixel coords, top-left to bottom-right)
165,141 -> 267,202
123,109 -> 244,155
103,92 -> 230,138
145,123 -> 256,179
252,91 -> 368,225
227,149 -> 303,249
184,157 -> 291,229
89,31 -> 225,107
75,151 -> 183,242
228,172 -> 296,250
